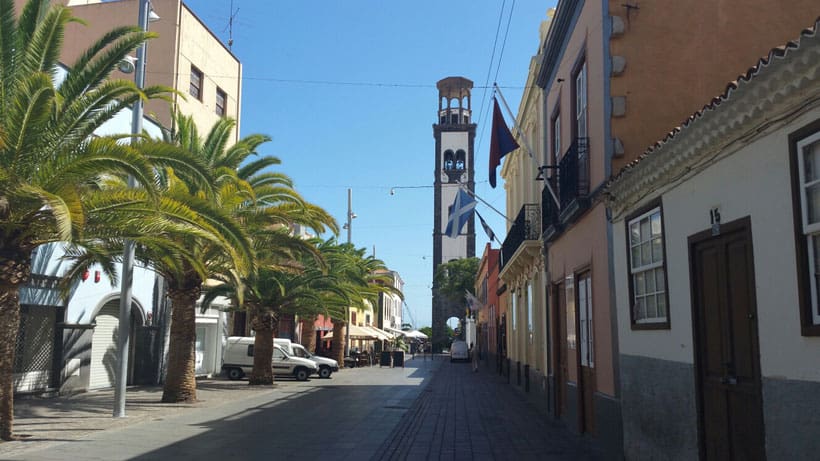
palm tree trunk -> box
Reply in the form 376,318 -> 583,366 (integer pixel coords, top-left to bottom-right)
161,283 -> 201,403
299,316 -> 316,352
0,256 -> 30,440
249,308 -> 275,385
331,320 -> 346,367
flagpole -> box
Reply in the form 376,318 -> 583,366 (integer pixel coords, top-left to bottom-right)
493,83 -> 560,209
456,183 -> 512,223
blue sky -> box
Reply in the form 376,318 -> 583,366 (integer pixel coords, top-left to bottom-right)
186,1 -> 554,328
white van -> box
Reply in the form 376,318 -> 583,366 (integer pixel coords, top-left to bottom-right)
222,336 -> 317,381
274,338 -> 339,379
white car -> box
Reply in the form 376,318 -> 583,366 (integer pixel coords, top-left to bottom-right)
275,338 -> 339,379
222,336 -> 318,381
449,340 -> 469,362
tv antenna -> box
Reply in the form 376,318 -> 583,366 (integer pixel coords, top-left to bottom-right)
224,0 -> 239,50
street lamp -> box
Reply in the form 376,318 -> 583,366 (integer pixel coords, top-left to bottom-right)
343,188 -> 356,357
114,0 -> 157,418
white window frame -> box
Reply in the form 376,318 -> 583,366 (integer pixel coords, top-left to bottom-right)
575,61 -> 587,139
578,273 -> 593,368
526,282 -> 533,344
797,131 -> 820,326
628,206 -> 668,325
511,289 -> 517,332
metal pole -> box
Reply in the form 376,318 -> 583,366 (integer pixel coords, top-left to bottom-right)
114,0 -> 150,418
494,83 -> 560,209
344,188 -> 352,358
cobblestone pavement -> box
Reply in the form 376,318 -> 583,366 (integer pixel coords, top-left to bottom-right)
373,357 -> 610,460
1,355 -> 614,460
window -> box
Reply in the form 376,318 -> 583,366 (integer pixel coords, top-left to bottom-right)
526,282 -> 533,344
551,110 -> 561,173
215,87 -> 226,116
190,65 -> 203,101
578,272 -> 593,367
573,59 -> 587,139
793,126 -> 820,335
444,150 -> 454,170
351,312 -> 357,325
511,290 -> 517,331
626,202 -> 669,328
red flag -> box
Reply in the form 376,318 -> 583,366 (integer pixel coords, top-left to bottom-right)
489,97 -> 519,188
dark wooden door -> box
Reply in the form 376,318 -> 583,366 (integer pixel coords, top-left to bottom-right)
577,272 -> 595,434
690,218 -> 765,461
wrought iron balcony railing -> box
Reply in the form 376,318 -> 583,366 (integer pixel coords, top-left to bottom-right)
501,203 -> 541,271
558,137 -> 589,209
541,179 -> 560,234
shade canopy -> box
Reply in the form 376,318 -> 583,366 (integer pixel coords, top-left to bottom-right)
321,324 -> 394,341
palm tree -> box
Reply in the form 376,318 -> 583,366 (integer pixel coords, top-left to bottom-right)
203,167 -> 338,385
308,240 -> 403,366
154,113 -> 263,402
0,0 -> 173,440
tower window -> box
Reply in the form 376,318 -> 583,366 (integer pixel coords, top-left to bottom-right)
463,115 -> 469,124
456,150 -> 466,170
451,114 -> 459,124
444,150 -> 455,170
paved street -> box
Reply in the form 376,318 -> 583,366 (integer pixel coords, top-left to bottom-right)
2,355 -> 609,460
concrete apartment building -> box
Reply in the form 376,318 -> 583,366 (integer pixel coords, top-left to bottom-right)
492,0 -> 819,456
57,0 -> 242,141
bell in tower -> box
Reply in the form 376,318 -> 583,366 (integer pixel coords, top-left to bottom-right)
431,76 -> 476,353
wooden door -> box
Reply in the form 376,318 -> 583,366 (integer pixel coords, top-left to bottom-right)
690,217 -> 765,460
577,272 -> 595,434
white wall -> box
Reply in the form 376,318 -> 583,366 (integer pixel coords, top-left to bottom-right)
614,108 -> 820,381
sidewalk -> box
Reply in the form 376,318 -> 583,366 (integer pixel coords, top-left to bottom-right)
373,357 -> 610,460
2,378 -> 279,459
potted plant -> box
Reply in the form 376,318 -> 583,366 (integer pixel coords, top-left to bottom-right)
390,335 -> 408,368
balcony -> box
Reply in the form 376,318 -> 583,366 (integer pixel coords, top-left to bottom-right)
557,137 -> 590,223
500,204 -> 541,276
541,179 -> 561,242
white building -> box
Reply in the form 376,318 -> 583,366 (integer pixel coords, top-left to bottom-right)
606,21 -> 820,459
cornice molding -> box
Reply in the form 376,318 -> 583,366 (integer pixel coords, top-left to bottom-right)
536,0 -> 581,89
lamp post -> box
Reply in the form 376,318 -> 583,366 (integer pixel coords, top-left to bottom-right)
343,188 -> 356,357
114,0 -> 154,418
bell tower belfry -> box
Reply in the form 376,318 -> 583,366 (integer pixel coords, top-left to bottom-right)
432,76 -> 476,352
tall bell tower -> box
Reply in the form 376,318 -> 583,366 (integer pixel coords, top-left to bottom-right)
432,76 -> 476,351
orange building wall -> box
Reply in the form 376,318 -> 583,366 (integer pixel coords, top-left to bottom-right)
544,0 -> 608,189
548,204 -> 614,396
610,0 -> 820,170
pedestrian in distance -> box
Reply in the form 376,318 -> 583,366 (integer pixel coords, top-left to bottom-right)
470,342 -> 478,372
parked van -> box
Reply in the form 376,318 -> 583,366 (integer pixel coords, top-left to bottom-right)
222,336 -> 317,381
450,340 -> 469,362
274,338 -> 339,379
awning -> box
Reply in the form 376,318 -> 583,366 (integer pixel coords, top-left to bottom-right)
362,325 -> 394,341
404,330 -> 428,339
320,324 -> 383,341
384,327 -> 427,339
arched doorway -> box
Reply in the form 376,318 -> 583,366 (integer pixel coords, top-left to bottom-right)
89,299 -> 144,389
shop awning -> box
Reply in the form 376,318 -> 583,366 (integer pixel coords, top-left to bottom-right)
321,324 -> 383,340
